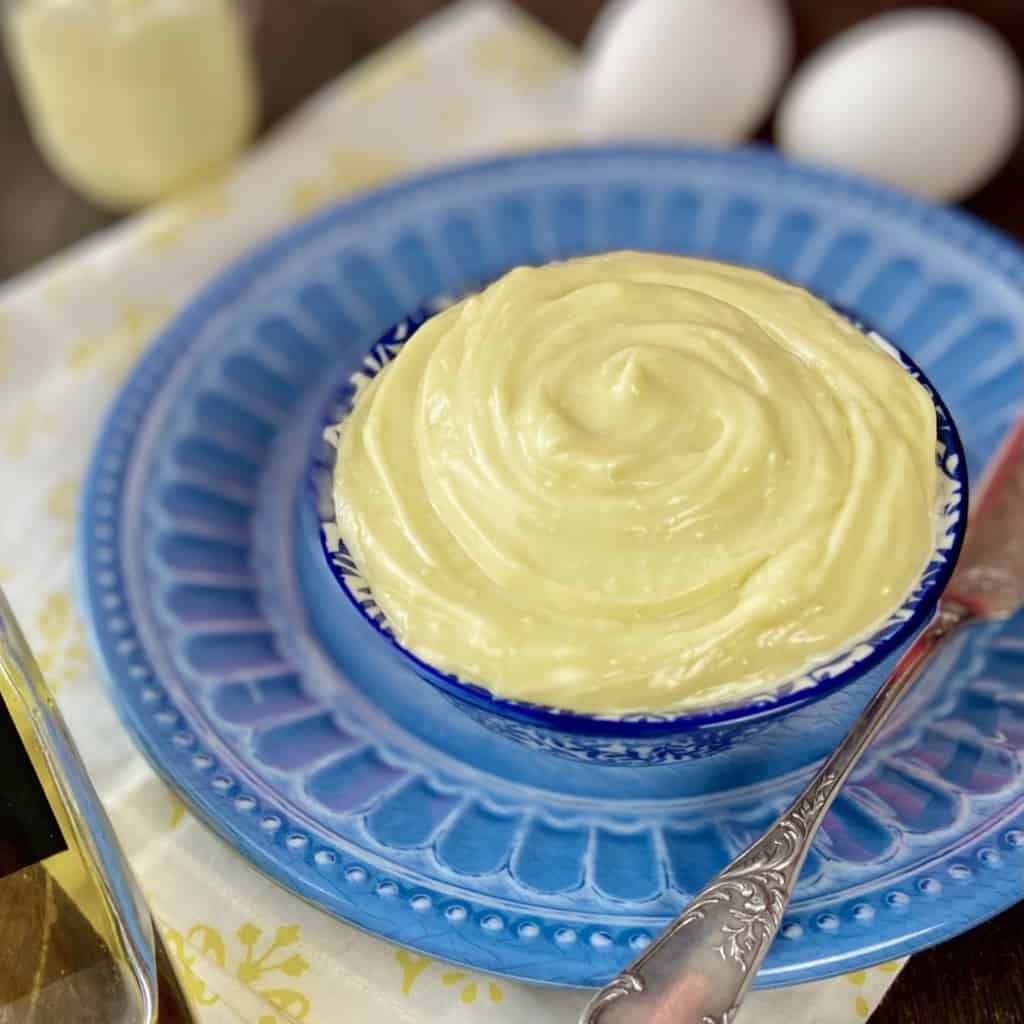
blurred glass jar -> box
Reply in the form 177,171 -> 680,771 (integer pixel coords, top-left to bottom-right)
3,0 -> 259,210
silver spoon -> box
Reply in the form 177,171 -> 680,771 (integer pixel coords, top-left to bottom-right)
582,419 -> 1024,1024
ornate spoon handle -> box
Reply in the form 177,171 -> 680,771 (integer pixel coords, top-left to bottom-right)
580,601 -> 972,1024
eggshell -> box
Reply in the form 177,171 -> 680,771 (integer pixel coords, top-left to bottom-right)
776,9 -> 1023,201
581,0 -> 793,144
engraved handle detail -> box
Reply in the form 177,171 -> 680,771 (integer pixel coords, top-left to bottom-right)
581,602 -> 972,1024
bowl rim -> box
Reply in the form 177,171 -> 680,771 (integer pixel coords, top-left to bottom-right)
309,299 -> 969,738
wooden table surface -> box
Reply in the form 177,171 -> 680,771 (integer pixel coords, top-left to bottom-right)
2,2 -> 1023,1021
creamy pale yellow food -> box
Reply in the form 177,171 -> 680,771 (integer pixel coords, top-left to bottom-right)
332,252 -> 937,714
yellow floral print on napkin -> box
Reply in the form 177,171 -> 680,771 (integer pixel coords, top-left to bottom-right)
0,314 -> 9,375
473,24 -> 571,87
47,475 -> 79,524
846,961 -> 902,1019
46,475 -> 80,549
395,949 -> 505,1007
396,951 -> 432,995
141,173 -> 232,253
165,921 -> 313,1023
441,970 -> 505,1006
347,39 -> 430,106
169,790 -> 188,829
43,261 -> 97,308
436,102 -> 472,142
31,591 -> 88,693
69,302 -> 170,385
2,397 -> 56,458
291,146 -> 409,217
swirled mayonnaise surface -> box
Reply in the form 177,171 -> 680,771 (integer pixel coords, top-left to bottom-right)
333,252 -> 937,713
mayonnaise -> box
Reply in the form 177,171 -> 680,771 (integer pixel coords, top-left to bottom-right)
334,252 -> 937,714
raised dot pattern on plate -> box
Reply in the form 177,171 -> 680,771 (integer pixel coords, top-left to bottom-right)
81,147 -> 1024,989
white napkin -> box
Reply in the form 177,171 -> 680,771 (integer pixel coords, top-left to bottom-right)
0,2 -> 904,1020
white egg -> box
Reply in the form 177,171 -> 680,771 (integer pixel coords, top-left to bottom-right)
776,9 -> 1023,202
581,0 -> 793,144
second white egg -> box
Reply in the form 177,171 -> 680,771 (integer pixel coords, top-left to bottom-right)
776,9 -> 1023,202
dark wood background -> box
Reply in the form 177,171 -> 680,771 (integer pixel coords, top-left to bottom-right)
2,2 -> 1023,1021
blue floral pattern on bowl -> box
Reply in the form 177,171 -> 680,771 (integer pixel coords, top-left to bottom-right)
311,305 -> 968,764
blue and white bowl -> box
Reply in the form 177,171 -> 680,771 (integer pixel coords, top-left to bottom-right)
305,303 -> 968,765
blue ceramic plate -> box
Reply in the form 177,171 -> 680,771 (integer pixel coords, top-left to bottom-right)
80,146 -> 1024,989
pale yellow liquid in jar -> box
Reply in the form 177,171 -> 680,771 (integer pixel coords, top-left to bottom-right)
334,252 -> 938,714
6,0 -> 257,209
